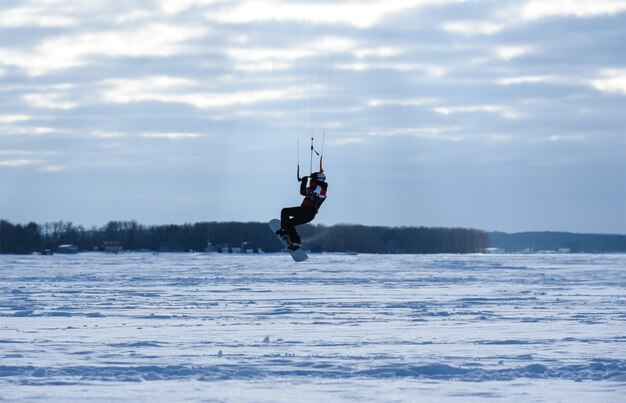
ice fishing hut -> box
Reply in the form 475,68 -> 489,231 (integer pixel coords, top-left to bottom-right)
484,247 -> 505,254
57,244 -> 79,254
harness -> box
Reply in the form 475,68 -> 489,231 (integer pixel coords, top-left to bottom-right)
304,182 -> 328,211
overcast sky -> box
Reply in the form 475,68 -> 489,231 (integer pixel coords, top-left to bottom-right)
1,0 -> 625,234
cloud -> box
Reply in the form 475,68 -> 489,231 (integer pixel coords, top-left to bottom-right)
354,46 -> 404,59
91,131 -> 127,139
495,46 -> 534,61
443,0 -> 626,39
433,105 -> 521,119
225,36 -> 357,71
368,127 -> 463,141
480,133 -> 587,145
328,137 -> 368,146
0,159 -> 46,167
442,21 -> 504,35
497,72 -> 623,95
590,69 -> 626,95
158,0 -> 218,15
497,76 -> 556,85
368,98 -> 439,107
37,164 -> 66,172
522,0 -> 626,20
141,132 -> 203,139
544,134 -> 586,142
23,93 -> 78,110
0,2 -> 76,27
0,23 -> 209,75
206,0 -> 467,28
225,47 -> 308,72
1,126 -> 57,136
0,115 -> 35,123
336,62 -> 447,77
0,1 -> 166,28
102,76 -> 296,108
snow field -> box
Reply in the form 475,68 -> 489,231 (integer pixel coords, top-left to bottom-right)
1,253 -> 625,402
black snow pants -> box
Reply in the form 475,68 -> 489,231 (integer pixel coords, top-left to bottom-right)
281,205 -> 317,244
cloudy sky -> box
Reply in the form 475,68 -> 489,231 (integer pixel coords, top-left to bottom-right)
1,0 -> 624,234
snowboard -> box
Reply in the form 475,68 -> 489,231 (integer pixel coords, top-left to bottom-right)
268,219 -> 308,262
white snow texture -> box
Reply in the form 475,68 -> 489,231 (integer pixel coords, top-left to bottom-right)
1,253 -> 625,402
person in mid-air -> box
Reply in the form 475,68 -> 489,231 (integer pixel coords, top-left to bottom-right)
276,171 -> 328,250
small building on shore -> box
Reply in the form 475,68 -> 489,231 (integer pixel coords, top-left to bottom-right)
484,247 -> 505,254
103,241 -> 122,253
57,244 -> 79,254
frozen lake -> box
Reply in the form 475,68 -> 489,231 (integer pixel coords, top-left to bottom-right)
1,253 -> 625,402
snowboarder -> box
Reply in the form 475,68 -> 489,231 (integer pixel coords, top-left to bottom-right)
276,171 -> 327,250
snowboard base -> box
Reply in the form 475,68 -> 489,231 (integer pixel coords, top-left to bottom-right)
269,219 -> 308,262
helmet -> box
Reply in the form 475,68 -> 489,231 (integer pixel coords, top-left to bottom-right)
314,172 -> 326,182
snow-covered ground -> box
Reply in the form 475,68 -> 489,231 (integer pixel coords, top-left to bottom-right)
1,253 -> 625,402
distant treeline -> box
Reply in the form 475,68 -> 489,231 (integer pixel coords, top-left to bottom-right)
0,220 -> 488,254
488,231 -> 626,253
